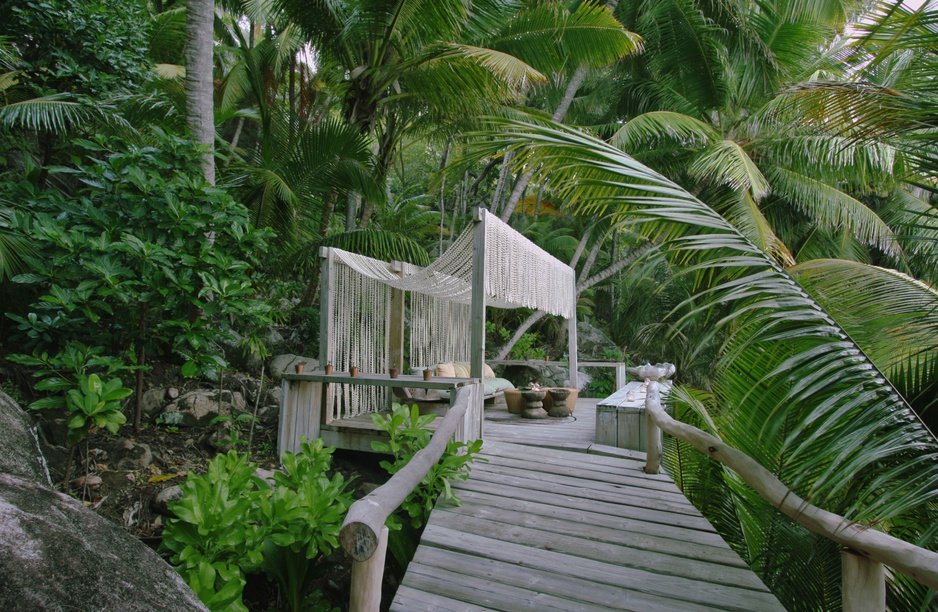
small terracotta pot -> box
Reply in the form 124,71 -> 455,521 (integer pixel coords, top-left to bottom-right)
423,368 -> 433,381
324,364 -> 334,375
389,367 -> 398,379
350,366 -> 359,377
294,363 -> 305,374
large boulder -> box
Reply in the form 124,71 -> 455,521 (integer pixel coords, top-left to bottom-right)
160,389 -> 245,427
500,363 -> 592,391
577,320 -> 619,360
0,472 -> 207,611
268,353 -> 318,379
0,391 -> 52,487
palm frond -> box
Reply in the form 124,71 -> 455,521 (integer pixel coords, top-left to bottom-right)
0,94 -> 89,133
611,110 -> 718,151
491,2 -> 641,76
689,140 -> 770,201
464,117 -> 938,526
766,165 -> 901,257
790,257 -> 938,380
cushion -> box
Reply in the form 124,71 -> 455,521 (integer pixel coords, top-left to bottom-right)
453,362 -> 471,378
484,377 -> 514,395
436,362 -> 455,378
482,363 -> 496,379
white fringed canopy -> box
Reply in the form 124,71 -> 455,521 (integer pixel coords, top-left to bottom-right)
320,208 -> 577,420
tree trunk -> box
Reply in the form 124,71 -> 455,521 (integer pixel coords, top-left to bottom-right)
185,0 -> 215,184
499,0 -> 622,222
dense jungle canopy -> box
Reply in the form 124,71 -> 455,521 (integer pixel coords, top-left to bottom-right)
1,0 -> 938,610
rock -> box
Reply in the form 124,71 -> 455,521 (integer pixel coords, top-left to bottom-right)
502,362 -> 569,388
269,354 -> 318,379
140,388 -> 167,421
577,320 -> 619,360
266,385 -> 282,407
73,474 -> 103,488
0,390 -> 52,487
151,485 -> 183,517
167,387 -> 179,400
113,440 -> 153,471
160,390 -> 230,427
0,473 -> 207,610
253,467 -> 278,486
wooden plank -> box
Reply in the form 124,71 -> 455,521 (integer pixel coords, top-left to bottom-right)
467,462 -> 698,516
476,446 -> 684,494
428,510 -> 764,590
567,312 -> 578,389
595,405 -> 616,446
448,487 -> 731,549
435,497 -> 747,568
586,443 -> 647,462
402,561 -> 613,612
407,547 -> 715,612
391,585 -> 486,612
472,459 -> 701,516
451,475 -> 716,533
483,440 -> 673,481
418,525 -> 783,612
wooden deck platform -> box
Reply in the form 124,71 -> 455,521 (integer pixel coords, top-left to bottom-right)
390,398 -> 784,611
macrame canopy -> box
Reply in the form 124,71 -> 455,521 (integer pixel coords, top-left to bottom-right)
319,208 -> 578,421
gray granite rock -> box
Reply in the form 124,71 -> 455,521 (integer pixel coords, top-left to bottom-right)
0,473 -> 207,611
0,390 -> 52,487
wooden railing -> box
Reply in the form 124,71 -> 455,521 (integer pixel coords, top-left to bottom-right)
630,364 -> 938,612
339,384 -> 479,612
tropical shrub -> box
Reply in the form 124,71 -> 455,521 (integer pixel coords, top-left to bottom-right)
371,403 -> 482,529
161,440 -> 352,611
6,132 -> 273,377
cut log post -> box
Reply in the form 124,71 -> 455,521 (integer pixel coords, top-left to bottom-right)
626,363 -> 673,475
842,549 -> 885,612
349,526 -> 389,612
644,384 -> 662,475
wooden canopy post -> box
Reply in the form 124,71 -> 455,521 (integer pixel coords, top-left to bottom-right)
842,549 -> 885,612
389,261 -> 405,373
318,247 -> 335,367
469,208 -> 487,380
567,313 -> 578,389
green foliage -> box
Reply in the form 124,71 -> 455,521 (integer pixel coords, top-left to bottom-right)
209,413 -> 256,449
6,132 -> 273,377
63,373 -> 132,445
0,0 -> 151,99
487,321 -> 547,361
371,403 -> 483,529
161,440 -> 352,611
9,341 -> 132,445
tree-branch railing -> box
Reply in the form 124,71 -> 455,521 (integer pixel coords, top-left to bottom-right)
630,363 -> 938,611
339,384 -> 475,612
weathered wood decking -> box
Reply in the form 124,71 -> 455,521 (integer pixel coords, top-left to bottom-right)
391,398 -> 784,611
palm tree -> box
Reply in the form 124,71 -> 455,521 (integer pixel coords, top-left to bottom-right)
276,0 -> 639,229
185,0 -> 216,184
604,0 -> 909,272
466,115 -> 938,609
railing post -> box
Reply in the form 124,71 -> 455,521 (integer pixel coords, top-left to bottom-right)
842,549 -> 885,612
644,382 -> 662,474
349,526 -> 389,612
626,363 -> 675,475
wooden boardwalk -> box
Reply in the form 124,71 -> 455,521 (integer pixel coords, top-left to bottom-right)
391,399 -> 784,611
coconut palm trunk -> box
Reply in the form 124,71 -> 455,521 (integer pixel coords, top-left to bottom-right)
185,0 -> 215,184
